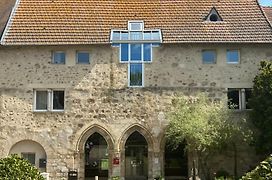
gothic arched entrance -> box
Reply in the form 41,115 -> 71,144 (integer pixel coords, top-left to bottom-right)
125,131 -> 148,180
164,140 -> 188,180
84,132 -> 109,180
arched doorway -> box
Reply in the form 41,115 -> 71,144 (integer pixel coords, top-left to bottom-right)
85,132 -> 109,180
9,140 -> 47,172
164,140 -> 188,180
125,131 -> 148,180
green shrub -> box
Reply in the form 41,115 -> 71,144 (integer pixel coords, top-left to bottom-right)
241,154 -> 272,180
0,154 -> 44,180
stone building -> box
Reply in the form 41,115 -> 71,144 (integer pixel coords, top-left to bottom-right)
0,0 -> 272,180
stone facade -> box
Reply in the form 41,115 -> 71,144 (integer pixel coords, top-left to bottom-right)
0,43 -> 272,179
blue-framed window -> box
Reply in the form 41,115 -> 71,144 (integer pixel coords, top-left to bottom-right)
202,50 -> 216,64
52,51 -> 65,64
120,43 -> 152,62
111,21 -> 162,87
227,50 -> 240,64
77,51 -> 90,64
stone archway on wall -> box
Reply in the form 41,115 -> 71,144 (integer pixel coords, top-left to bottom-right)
160,135 -> 190,180
76,124 -> 115,180
119,124 -> 154,180
9,140 -> 47,172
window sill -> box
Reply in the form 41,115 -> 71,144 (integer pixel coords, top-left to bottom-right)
33,110 -> 65,113
229,109 -> 252,112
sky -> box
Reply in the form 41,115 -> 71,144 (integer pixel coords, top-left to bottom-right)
259,0 -> 272,6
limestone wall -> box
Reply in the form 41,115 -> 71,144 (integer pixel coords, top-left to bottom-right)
0,43 -> 271,179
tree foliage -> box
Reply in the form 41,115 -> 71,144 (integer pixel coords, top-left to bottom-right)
241,154 -> 272,180
166,93 -> 252,179
0,154 -> 44,180
166,93 -> 249,152
249,60 -> 272,154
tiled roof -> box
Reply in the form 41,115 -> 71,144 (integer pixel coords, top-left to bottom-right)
2,0 -> 272,45
263,6 -> 272,24
0,0 -> 16,37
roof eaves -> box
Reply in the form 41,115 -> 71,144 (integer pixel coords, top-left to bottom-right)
0,0 -> 21,45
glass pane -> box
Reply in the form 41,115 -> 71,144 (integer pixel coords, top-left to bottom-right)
22,153 -> 35,165
130,23 -> 142,31
227,50 -> 239,63
77,52 -> 90,64
130,32 -> 142,40
227,89 -> 240,109
121,32 -> 129,40
143,44 -> 151,62
130,63 -> 143,86
85,132 -> 108,178
130,44 -> 142,61
152,31 -> 160,40
53,52 -> 65,64
53,91 -> 64,110
112,31 -> 120,40
143,32 -> 151,40
245,88 -> 252,109
125,132 -> 148,180
36,91 -> 47,110
202,50 -> 216,64
121,44 -> 129,62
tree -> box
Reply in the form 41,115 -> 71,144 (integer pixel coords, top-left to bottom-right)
0,154 -> 44,180
166,93 -> 251,180
241,154 -> 272,180
249,60 -> 272,155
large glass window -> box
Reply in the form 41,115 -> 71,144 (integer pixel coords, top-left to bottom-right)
227,50 -> 240,64
129,63 -> 143,87
120,44 -> 152,62
202,50 -> 216,64
111,21 -> 162,88
52,51 -> 65,64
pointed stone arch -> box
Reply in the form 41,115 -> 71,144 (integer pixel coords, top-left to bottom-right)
119,124 -> 154,179
76,124 -> 115,179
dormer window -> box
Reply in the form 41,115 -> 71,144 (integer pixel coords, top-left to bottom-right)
209,14 -> 219,22
128,21 -> 144,31
205,7 -> 222,22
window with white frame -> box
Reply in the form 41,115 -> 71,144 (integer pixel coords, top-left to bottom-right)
21,152 -> 35,165
52,51 -> 65,64
226,49 -> 240,64
34,89 -> 64,111
227,88 -> 252,110
110,21 -> 162,87
76,51 -> 90,64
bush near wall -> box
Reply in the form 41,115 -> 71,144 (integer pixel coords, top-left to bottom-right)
241,154 -> 272,180
0,154 -> 44,180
